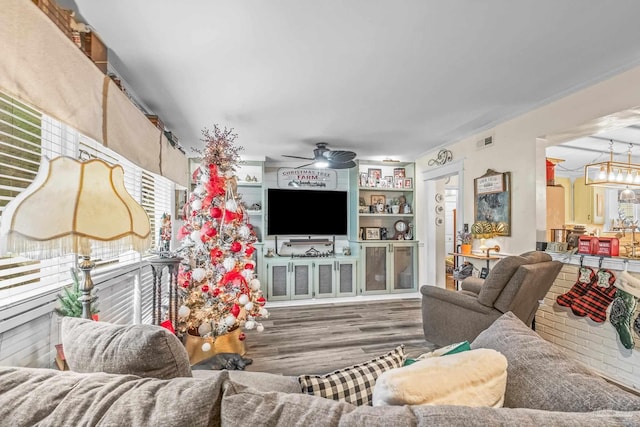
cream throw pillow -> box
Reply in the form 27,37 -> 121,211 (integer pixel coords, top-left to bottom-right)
371,348 -> 507,407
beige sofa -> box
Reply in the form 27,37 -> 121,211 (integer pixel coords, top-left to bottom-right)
1,313 -> 639,426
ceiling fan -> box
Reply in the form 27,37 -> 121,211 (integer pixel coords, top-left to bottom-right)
283,143 -> 357,169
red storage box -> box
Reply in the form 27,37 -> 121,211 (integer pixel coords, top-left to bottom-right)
578,236 -> 599,255
596,237 -> 619,257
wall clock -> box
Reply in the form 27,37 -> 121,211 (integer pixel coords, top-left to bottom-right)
393,220 -> 409,239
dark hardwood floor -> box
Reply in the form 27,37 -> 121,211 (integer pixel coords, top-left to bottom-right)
242,297 -> 436,376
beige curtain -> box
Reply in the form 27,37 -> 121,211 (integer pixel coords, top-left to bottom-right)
0,0 -> 189,187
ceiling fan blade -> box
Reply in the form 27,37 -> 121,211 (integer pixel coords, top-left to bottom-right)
283,155 -> 314,160
324,150 -> 357,162
296,162 -> 315,168
327,160 -> 357,169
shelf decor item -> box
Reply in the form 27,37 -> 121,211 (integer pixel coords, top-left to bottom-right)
457,230 -> 473,255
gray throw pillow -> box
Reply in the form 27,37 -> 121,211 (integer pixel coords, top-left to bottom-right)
471,312 -> 640,412
61,317 -> 191,379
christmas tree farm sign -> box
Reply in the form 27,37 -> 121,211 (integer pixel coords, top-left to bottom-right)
277,168 -> 337,189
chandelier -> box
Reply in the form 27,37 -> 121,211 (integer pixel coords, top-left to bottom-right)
585,140 -> 640,189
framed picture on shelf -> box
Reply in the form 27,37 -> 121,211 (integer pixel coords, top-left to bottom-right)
365,227 -> 381,240
368,168 -> 382,181
384,176 -> 394,187
394,178 -> 404,188
393,168 -> 406,179
370,194 -> 386,206
359,172 -> 368,187
404,178 -> 412,189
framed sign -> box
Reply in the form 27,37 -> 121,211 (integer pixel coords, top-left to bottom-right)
474,169 -> 511,236
277,168 -> 337,189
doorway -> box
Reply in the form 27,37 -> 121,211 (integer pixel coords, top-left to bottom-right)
421,160 -> 464,289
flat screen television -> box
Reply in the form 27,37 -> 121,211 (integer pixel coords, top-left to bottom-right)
267,188 -> 348,236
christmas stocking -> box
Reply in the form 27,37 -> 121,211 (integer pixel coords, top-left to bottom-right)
556,266 -> 596,307
614,270 -> 640,340
570,268 -> 617,322
610,289 -> 637,350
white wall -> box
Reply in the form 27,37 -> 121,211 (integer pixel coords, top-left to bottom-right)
415,63 -> 640,391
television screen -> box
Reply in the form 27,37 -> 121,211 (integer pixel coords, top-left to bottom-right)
267,188 -> 348,236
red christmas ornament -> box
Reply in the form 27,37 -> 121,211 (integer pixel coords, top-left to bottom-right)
238,332 -> 246,341
231,304 -> 241,317
257,297 -> 266,306
245,246 -> 255,256
244,263 -> 254,270
224,210 -> 237,223
213,287 -> 221,297
200,222 -> 217,241
210,206 -> 222,219
230,241 -> 242,252
210,248 -> 223,260
201,284 -> 209,293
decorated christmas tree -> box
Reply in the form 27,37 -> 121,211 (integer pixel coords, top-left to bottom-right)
175,125 -> 267,347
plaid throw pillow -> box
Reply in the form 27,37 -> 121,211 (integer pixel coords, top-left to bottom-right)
297,345 -> 405,406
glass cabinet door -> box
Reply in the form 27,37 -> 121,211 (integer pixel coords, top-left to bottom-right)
392,244 -> 415,291
364,245 -> 387,292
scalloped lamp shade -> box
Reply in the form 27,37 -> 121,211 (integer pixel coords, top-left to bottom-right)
0,156 -> 151,258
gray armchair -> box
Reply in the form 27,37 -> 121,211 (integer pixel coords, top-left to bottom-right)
421,251 -> 562,346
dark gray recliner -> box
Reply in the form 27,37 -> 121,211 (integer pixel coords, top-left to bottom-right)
420,251 -> 563,346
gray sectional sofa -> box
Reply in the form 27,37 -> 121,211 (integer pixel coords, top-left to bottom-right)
1,312 -> 640,426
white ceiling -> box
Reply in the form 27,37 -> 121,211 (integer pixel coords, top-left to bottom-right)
61,0 -> 640,164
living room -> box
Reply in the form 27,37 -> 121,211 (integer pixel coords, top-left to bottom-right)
5,0 -> 640,424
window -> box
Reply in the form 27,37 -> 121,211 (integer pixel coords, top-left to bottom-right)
0,91 -> 176,304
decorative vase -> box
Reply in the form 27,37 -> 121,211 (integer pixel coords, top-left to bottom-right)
184,327 -> 246,365
460,244 -> 472,255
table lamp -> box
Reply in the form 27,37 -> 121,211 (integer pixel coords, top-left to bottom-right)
0,156 -> 151,319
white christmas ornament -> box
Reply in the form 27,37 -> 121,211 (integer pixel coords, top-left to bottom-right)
245,320 -> 255,330
191,199 -> 202,211
194,185 -> 205,196
192,268 -> 207,282
223,257 -> 236,272
249,279 -> 261,291
256,323 -> 264,332
225,199 -> 237,211
238,225 -> 251,239
198,322 -> 212,336
242,269 -> 254,280
238,294 -> 249,305
178,305 -> 191,318
190,230 -> 201,243
201,342 -> 212,352
225,315 -> 236,326
259,308 -> 269,317
244,302 -> 254,311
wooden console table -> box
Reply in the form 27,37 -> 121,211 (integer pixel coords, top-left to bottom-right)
449,252 -> 500,289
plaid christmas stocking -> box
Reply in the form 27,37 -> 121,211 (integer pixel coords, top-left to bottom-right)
556,266 -> 596,307
610,289 -> 637,350
570,269 -> 617,323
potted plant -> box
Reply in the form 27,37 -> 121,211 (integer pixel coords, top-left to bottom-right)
457,230 -> 473,254
389,198 -> 400,214
55,267 -> 99,320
